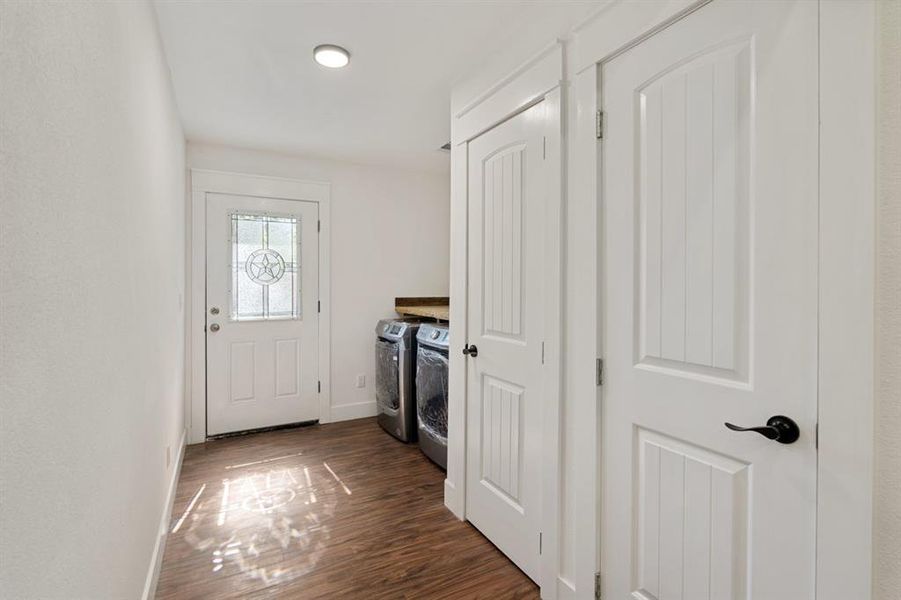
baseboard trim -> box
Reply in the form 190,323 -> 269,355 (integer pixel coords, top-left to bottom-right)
329,401 -> 377,422
444,479 -> 464,520
141,428 -> 187,600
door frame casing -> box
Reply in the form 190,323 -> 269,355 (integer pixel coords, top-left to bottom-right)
187,169 -> 332,443
447,42 -> 564,595
567,1 -> 876,599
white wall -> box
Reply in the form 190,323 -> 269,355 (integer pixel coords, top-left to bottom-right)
0,2 -> 186,598
874,1 -> 900,598
187,143 -> 449,424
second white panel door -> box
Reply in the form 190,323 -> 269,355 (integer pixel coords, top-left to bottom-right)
206,193 -> 319,436
465,100 -> 548,582
599,1 -> 818,598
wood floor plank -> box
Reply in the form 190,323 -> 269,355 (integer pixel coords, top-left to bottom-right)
156,418 -> 539,599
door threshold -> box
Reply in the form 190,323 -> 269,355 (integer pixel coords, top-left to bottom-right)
207,420 -> 319,441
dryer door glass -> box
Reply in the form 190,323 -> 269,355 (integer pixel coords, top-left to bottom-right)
375,339 -> 400,412
416,347 -> 449,442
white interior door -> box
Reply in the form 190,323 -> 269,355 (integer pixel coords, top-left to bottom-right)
600,1 -> 818,598
206,193 -> 319,436
465,100 -> 548,582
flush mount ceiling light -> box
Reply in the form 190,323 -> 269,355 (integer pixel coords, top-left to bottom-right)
313,44 -> 350,68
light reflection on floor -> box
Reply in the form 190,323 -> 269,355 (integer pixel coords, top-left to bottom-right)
157,420 -> 540,599
322,461 -> 352,496
224,452 -> 305,471
170,483 -> 205,534
172,461 -> 351,587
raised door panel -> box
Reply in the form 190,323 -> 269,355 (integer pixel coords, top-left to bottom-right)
229,341 -> 256,402
482,145 -> 525,341
275,339 -> 300,398
636,41 -> 751,383
636,429 -> 749,600
480,375 -> 524,508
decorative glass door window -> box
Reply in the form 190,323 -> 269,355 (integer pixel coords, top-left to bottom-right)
230,213 -> 300,320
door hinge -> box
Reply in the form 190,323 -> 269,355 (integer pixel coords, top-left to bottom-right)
595,110 -> 604,139
539,532 -> 543,555
596,358 -> 605,386
317,220 -> 321,232
815,422 -> 819,449
318,381 -> 321,393
318,300 -> 321,313
542,136 -> 547,159
541,341 -> 545,365
595,572 -> 602,599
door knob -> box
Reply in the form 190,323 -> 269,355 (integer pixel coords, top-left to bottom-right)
209,323 -> 220,333
724,415 -> 800,444
462,344 -> 478,357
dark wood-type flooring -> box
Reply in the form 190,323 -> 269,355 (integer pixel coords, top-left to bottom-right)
156,418 -> 539,599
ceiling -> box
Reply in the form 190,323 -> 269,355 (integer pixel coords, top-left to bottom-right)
153,1 -> 597,174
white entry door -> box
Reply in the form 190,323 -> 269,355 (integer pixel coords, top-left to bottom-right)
600,1 -> 818,598
206,193 -> 319,436
465,100 -> 549,582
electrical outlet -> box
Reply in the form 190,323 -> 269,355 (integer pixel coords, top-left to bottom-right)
166,445 -> 171,468
355,374 -> 366,388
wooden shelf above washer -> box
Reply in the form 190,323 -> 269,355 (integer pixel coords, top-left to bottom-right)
395,297 -> 449,322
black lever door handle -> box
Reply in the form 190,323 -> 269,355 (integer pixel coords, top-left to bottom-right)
462,344 -> 478,357
724,415 -> 800,444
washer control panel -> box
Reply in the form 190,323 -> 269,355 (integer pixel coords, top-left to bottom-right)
417,323 -> 449,348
